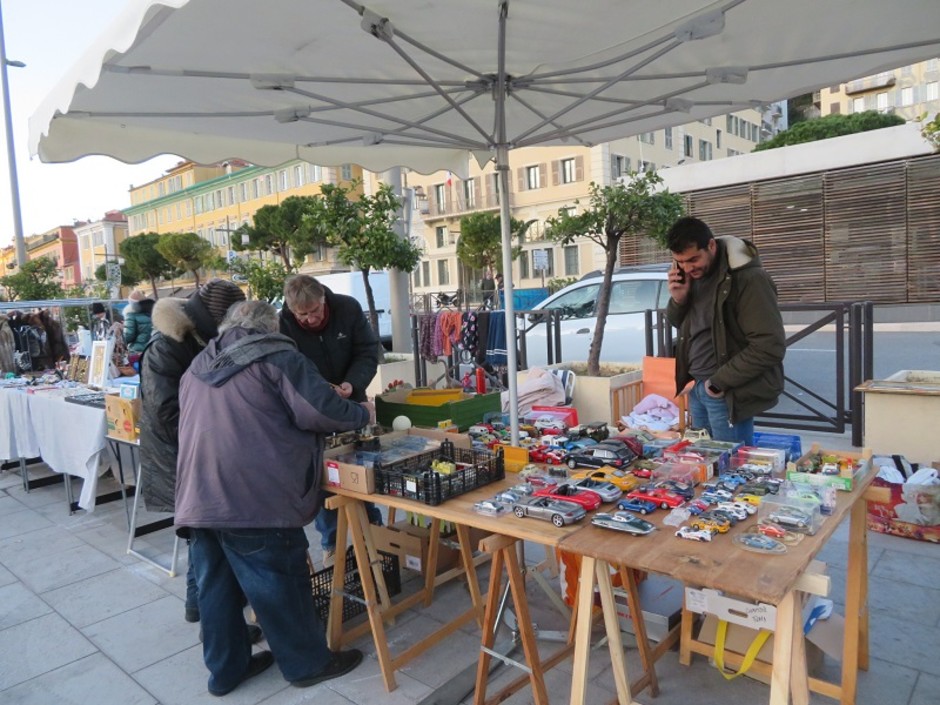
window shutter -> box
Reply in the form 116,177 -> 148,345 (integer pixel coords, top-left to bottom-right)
473,176 -> 482,206
517,167 -> 526,191
551,160 -> 560,186
539,163 -> 548,188
575,156 -> 584,181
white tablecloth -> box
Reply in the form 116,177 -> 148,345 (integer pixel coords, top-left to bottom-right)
26,393 -> 111,511
0,387 -> 40,461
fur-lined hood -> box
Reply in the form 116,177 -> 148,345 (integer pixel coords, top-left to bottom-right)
151,296 -> 216,344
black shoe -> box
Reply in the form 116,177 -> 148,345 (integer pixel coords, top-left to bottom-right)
291,649 -> 364,688
185,607 -> 200,623
199,624 -> 264,644
208,650 -> 274,696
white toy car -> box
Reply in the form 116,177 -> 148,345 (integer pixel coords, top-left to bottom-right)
675,526 -> 713,542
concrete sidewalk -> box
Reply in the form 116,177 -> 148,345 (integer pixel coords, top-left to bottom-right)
0,451 -> 937,705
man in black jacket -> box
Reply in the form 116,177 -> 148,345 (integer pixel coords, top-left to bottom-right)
139,279 -> 246,624
279,275 -> 381,563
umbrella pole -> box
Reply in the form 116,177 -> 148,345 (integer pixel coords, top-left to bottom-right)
496,146 -> 521,444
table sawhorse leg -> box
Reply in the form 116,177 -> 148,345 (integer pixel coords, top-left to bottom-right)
126,455 -> 180,577
842,493 -> 871,704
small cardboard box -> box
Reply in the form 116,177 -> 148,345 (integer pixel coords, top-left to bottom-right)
867,476 -> 940,542
323,428 -> 472,494
787,443 -> 872,491
105,393 -> 140,441
371,521 -> 460,576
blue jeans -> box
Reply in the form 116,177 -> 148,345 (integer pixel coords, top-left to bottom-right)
688,380 -> 754,445
185,541 -> 198,614
190,527 -> 332,691
315,500 -> 384,550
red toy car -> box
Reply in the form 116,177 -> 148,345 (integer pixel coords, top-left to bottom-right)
528,446 -> 568,465
533,483 -> 602,511
626,486 -> 685,510
524,473 -> 559,489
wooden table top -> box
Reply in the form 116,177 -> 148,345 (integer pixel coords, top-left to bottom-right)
328,475 -> 587,548
558,465 -> 878,604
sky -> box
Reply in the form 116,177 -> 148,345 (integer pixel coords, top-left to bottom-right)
0,0 -> 180,247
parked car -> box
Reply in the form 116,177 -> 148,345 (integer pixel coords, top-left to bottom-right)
566,441 -> 636,470
522,265 -> 670,368
512,496 -> 586,527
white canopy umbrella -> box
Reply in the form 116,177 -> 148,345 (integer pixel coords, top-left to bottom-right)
29,0 -> 940,440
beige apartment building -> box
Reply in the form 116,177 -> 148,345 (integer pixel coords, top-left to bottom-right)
118,107 -> 767,298
74,211 -> 129,284
817,58 -> 940,121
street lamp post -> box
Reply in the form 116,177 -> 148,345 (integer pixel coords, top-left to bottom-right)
0,1 -> 27,266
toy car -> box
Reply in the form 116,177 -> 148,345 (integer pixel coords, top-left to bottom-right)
512,496 -> 586,527
524,473 -> 559,489
561,437 -> 598,452
626,486 -> 685,510
757,522 -> 787,538
715,502 -> 749,521
686,498 -> 711,515
570,477 -> 623,503
473,499 -> 506,516
534,415 -> 567,433
533,483 -> 602,510
675,526 -> 713,542
528,446 -> 569,465
591,511 -> 655,535
509,483 -> 535,496
654,479 -> 695,501
569,466 -> 640,492
700,488 -> 733,503
735,533 -> 786,553
736,493 -> 763,507
617,497 -> 657,515
690,512 -> 731,534
494,490 -> 523,504
767,505 -> 813,529
566,442 -> 636,470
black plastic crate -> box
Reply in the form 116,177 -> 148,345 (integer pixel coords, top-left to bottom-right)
373,439 -> 504,505
311,550 -> 400,624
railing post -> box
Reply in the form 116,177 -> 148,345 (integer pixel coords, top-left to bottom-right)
848,302 -> 864,447
644,309 -> 654,357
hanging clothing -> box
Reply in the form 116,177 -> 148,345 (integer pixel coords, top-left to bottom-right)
485,311 -> 508,366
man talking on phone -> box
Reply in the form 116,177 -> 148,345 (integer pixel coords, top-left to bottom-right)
664,216 -> 785,444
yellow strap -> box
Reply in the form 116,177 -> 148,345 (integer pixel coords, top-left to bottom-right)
713,619 -> 772,680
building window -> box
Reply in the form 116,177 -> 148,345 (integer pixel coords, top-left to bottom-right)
726,115 -> 734,132
185,201 -> 192,217
698,140 -> 713,161
716,130 -> 722,150
228,186 -> 237,205
638,160 -> 655,173
215,190 -> 224,209
611,154 -> 627,179
683,134 -> 694,158
93,231 -> 104,247
176,204 -> 182,220
561,158 -> 576,184
639,131 -> 655,145
463,178 -> 476,208
434,184 -> 447,214
564,245 -> 579,276
309,164 -> 322,182
239,183 -> 248,202
526,165 -> 541,190
664,127 -> 673,150
340,164 -> 353,181
413,268 -> 421,288
422,260 -> 430,286
900,86 -> 914,105
278,170 -> 289,191
437,259 -> 450,286
436,226 -> 447,248
852,96 -> 865,113
264,174 -> 274,195
520,251 -> 530,279
293,164 -> 306,187
541,248 -> 554,277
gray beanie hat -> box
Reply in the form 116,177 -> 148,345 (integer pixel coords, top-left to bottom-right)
198,279 -> 246,323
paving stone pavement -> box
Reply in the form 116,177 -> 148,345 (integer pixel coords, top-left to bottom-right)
0,444 -> 936,705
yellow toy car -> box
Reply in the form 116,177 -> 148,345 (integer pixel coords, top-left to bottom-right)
569,465 -> 640,492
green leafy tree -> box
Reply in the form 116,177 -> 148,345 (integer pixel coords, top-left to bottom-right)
232,195 -> 325,271
120,232 -> 175,298
0,258 -> 64,301
920,112 -> 940,152
156,232 -> 215,287
94,262 -> 142,289
754,111 -> 904,151
546,172 -> 684,376
547,276 -> 578,295
228,257 -> 288,303
455,211 -> 531,278
308,182 -> 422,345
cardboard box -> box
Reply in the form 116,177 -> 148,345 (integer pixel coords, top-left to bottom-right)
787,443 -> 872,491
376,387 -> 501,431
867,476 -> 940,542
371,522 -> 492,577
105,393 -> 140,441
323,428 -> 472,494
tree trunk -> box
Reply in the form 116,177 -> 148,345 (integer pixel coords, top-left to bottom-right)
587,236 -> 621,377
192,268 -> 201,288
279,244 -> 292,272
361,267 -> 385,363
149,276 -> 159,299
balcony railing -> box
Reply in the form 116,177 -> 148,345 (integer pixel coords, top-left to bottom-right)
419,191 -> 510,219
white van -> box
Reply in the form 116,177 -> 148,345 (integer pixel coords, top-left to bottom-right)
314,270 -> 392,348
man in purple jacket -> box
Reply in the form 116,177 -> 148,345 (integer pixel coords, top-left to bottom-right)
176,301 -> 372,696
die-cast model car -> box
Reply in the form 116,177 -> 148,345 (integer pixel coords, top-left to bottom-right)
626,486 -> 685,510
533,483 -> 602,511
675,526 -> 713,542
570,477 -> 623,503
512,496 -> 586,527
616,497 -> 658,515
569,466 -> 640,492
591,511 -> 655,536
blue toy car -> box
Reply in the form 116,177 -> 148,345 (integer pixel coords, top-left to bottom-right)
616,497 -> 657,515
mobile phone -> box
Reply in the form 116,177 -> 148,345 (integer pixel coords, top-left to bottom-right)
673,259 -> 685,283
707,382 -> 722,394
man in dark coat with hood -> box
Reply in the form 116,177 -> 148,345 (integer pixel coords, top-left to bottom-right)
177,300 -> 370,696
139,279 -> 246,623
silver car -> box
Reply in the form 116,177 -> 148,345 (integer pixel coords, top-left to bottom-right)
521,265 -> 670,368
512,496 -> 587,527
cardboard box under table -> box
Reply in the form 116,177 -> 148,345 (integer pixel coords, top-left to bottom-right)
105,393 -> 141,442
375,387 -> 501,431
